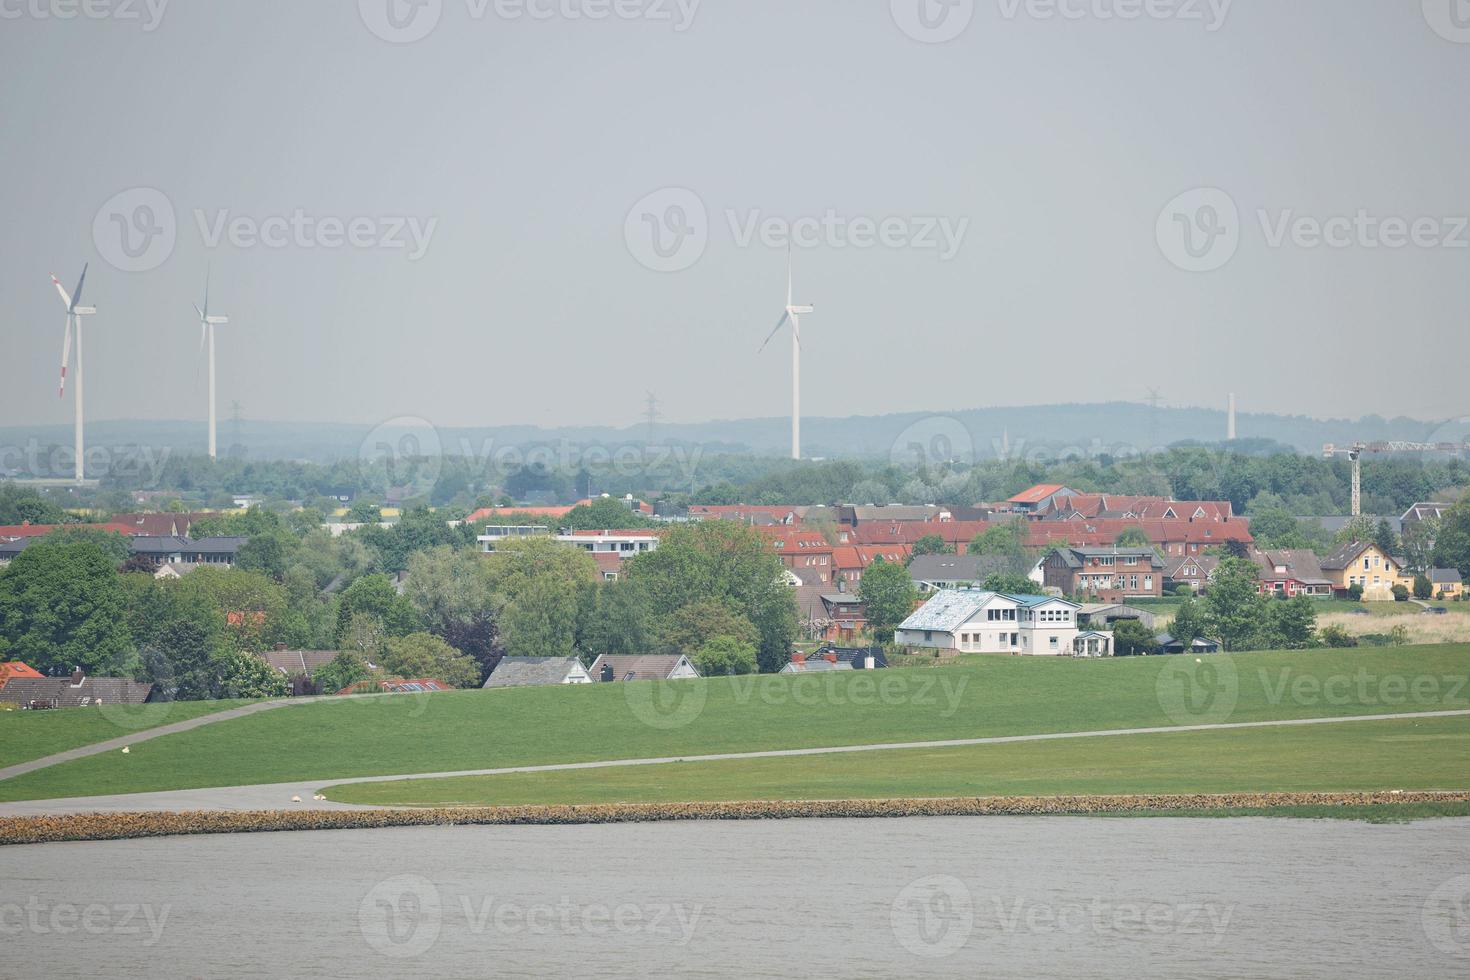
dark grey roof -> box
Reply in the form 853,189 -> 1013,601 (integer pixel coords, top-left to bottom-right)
258,649 -> 338,676
0,538 -> 32,558
484,657 -> 588,688
192,536 -> 247,554
906,554 -> 1014,584
129,535 -> 192,554
1431,568 -> 1463,584
0,676 -> 156,707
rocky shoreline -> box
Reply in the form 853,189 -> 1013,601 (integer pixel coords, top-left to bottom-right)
4,791 -> 1469,845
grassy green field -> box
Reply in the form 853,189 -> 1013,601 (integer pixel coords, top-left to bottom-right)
0,700 -> 250,769
326,714 -> 1470,806
1,645 -> 1467,802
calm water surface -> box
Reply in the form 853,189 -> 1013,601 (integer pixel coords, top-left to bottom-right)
3,816 -> 1469,978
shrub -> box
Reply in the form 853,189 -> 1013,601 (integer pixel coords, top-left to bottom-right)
1346,584 -> 1364,602
1319,624 -> 1358,648
1413,575 -> 1434,600
1391,584 -> 1410,602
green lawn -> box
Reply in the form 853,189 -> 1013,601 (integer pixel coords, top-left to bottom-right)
2,645 -> 1468,802
328,714 -> 1470,806
0,700 -> 251,769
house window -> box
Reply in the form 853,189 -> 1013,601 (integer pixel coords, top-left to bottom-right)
1049,636 -> 1059,648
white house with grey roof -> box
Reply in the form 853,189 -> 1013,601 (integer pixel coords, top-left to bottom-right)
483,656 -> 593,688
895,589 -> 1096,657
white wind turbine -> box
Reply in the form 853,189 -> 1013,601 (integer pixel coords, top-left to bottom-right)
758,248 -> 814,460
193,270 -> 230,459
51,265 -> 96,485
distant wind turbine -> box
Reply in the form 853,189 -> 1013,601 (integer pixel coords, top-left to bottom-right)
50,265 -> 96,484
193,270 -> 230,459
758,248 -> 814,460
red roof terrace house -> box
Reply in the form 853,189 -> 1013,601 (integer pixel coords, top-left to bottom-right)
1042,546 -> 1167,600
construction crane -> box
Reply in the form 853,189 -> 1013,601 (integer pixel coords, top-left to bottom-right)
1323,441 -> 1468,517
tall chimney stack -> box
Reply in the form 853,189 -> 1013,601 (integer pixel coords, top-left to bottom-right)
1227,393 -> 1237,442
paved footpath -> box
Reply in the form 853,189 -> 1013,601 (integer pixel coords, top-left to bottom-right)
2,708 -> 1467,817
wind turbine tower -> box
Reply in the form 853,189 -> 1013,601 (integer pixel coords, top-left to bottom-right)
50,265 -> 96,484
758,249 -> 814,460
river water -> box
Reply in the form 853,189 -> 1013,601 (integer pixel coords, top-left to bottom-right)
2,816 -> 1469,978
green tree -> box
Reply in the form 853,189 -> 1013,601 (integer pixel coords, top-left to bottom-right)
380,632 -> 481,688
1111,619 -> 1157,656
1114,526 -> 1151,548
0,484 -> 68,525
1170,596 -> 1210,643
314,650 -> 373,694
235,532 -> 292,581
1264,595 -> 1318,649
623,522 -> 796,673
1413,573 -> 1434,601
1433,499 -> 1470,578
859,558 -> 918,642
692,634 -> 759,676
656,599 -> 759,657
1203,557 -> 1265,652
980,571 -> 1038,596
335,573 -> 420,643
562,497 -> 656,530
0,538 -> 133,675
908,534 -> 952,562
967,521 -> 1031,575
479,538 -> 598,660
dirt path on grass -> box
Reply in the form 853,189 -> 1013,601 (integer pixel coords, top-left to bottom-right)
2,708 -> 1467,817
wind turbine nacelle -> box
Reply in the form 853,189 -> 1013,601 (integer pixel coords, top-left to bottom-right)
72,306 -> 97,316
789,305 -> 814,315
206,316 -> 230,325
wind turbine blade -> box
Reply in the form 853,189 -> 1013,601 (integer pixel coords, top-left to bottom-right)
758,311 -> 790,353
51,274 -> 72,310
786,245 -> 793,307
203,265 -> 210,319
59,316 -> 73,397
70,264 -> 87,312
791,313 -> 802,350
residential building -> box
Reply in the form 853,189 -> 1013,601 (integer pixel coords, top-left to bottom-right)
1320,541 -> 1415,599
338,678 -> 453,695
1156,634 -> 1222,654
588,654 -> 701,682
109,512 -> 223,537
1163,554 -> 1219,594
1076,603 -> 1157,631
1252,550 -> 1334,598
0,669 -> 158,709
1041,547 -> 1165,600
483,656 -> 593,688
558,530 -> 660,558
817,593 -> 868,641
258,647 -> 341,678
1430,568 -> 1463,599
0,662 -> 44,691
477,525 -> 550,552
906,554 -> 1016,593
128,536 -> 246,567
780,653 -> 855,673
1005,485 -> 1083,514
895,589 -> 1091,657
811,645 -> 888,669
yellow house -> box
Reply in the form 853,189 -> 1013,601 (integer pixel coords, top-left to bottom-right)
1320,541 -> 1414,600
1430,569 -> 1464,600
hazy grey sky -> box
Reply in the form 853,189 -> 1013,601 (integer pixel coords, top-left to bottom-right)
3,0 -> 1467,433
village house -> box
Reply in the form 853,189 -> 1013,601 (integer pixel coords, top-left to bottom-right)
1163,554 -> 1219,594
0,669 -> 158,709
1251,549 -> 1335,598
1041,547 -> 1166,600
906,554 -> 1016,593
483,656 -> 593,688
1319,540 -> 1415,599
1430,568 -> 1463,599
895,589 -> 1098,657
588,654 -> 701,682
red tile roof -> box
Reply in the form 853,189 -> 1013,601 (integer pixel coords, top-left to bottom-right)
1008,484 -> 1068,505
